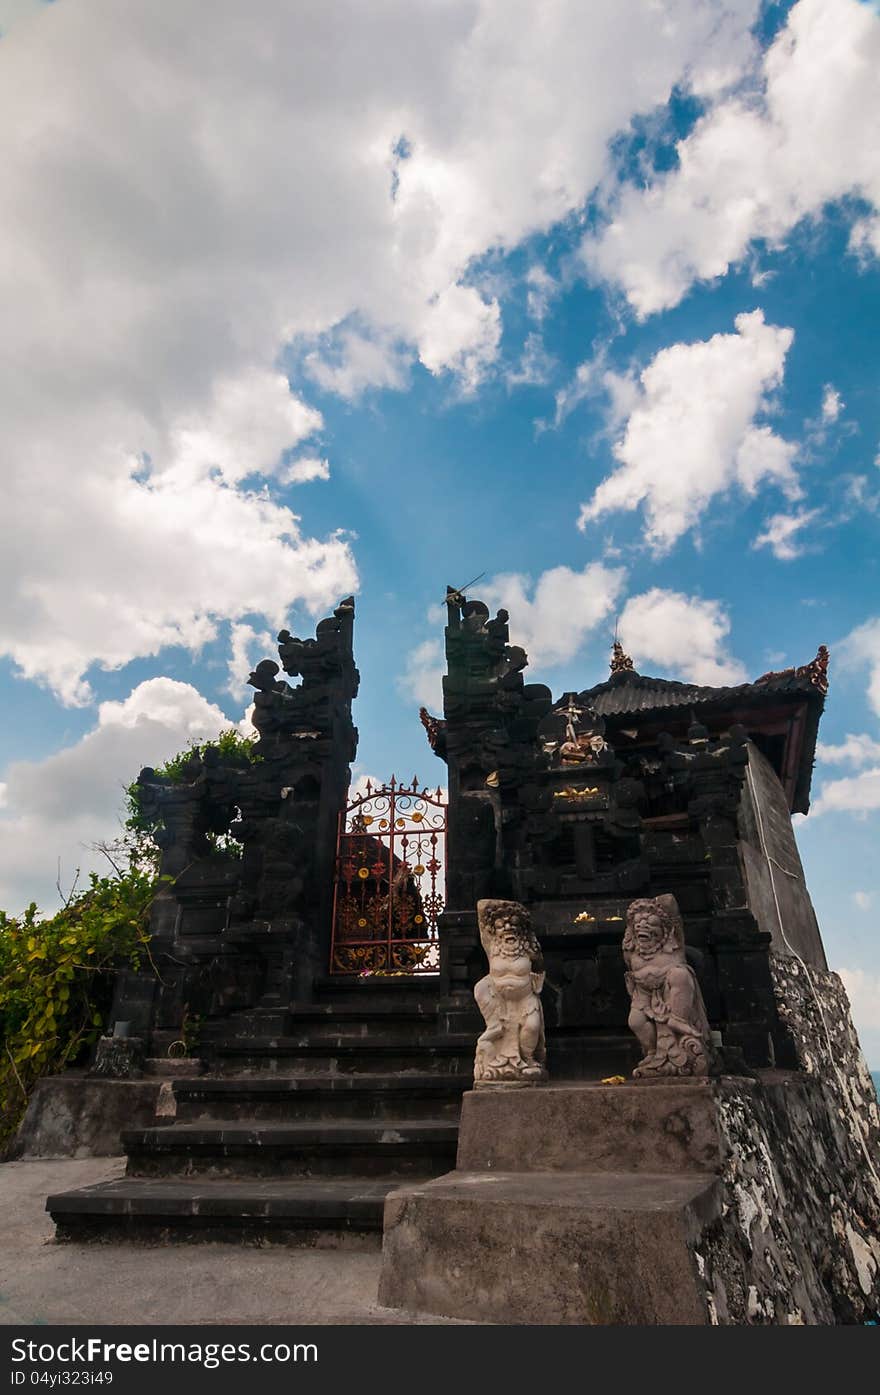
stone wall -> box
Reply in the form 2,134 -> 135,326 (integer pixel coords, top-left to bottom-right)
694,955 -> 880,1323
738,746 -> 827,967
9,1074 -> 166,1159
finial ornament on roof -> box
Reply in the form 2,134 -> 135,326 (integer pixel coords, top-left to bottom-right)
754,643 -> 830,696
610,639 -> 635,675
810,644 -> 830,695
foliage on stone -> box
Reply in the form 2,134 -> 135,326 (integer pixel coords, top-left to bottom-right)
123,727 -> 259,864
0,869 -> 155,1146
124,727 -> 259,841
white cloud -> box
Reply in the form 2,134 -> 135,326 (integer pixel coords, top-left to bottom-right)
398,639 -> 445,712
507,332 -> 555,389
817,734 -> 880,768
0,0 -> 44,39
304,329 -> 412,401
578,311 -> 797,553
0,0 -> 765,699
617,588 -> 747,686
840,618 -> 880,718
399,560 -> 625,706
416,285 -> 501,393
583,0 -> 880,316
3,431 -> 358,706
480,563 -> 626,668
238,703 -> 257,740
753,506 -> 821,561
841,475 -> 880,518
225,622 -> 274,702
165,368 -> 322,487
838,968 -> 880,1033
525,265 -> 557,323
552,348 -> 640,433
812,768 -> 880,817
279,457 -> 331,486
0,679 -> 231,913
822,385 -> 844,423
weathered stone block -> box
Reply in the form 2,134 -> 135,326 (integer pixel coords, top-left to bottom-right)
11,1074 -> 164,1159
456,1080 -> 724,1174
380,1170 -> 718,1324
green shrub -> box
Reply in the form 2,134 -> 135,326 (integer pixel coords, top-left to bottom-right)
0,725 -> 257,1147
0,869 -> 155,1147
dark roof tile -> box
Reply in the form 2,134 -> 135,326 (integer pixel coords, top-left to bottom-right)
573,670 -> 824,720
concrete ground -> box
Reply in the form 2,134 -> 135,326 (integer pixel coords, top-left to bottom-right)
0,1158 -> 469,1326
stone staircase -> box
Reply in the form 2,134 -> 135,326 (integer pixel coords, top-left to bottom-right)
47,979 -> 473,1245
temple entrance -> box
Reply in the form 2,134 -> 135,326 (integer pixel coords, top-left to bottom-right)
329,776 -> 446,975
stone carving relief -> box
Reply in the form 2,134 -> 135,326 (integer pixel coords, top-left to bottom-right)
473,898 -> 547,1087
622,894 -> 713,1077
543,695 -> 611,767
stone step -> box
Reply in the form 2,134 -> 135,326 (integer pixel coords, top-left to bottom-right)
204,998 -> 443,1043
289,1000 -> 440,1020
379,1169 -> 720,1324
312,975 -> 441,1001
456,1081 -> 726,1175
172,1073 -> 469,1122
47,1175 -> 412,1245
122,1118 -> 460,1178
280,1001 -> 441,1043
208,1034 -> 475,1075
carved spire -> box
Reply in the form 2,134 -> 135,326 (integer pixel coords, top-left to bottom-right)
419,706 -> 447,759
808,644 -> 830,695
610,639 -> 634,675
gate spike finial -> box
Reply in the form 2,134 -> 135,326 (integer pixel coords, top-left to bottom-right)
413,774 -> 419,791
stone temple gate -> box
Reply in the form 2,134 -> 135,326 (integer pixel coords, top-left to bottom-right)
38,589 -> 880,1325
103,587 -> 830,1073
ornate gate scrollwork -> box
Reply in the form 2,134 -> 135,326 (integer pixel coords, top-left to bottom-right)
330,776 -> 446,975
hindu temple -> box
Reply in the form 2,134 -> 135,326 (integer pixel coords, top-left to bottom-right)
19,590 -> 879,1325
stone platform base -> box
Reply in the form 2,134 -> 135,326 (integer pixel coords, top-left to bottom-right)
9,1064 -> 198,1159
379,1075 -> 880,1325
380,1168 -> 717,1324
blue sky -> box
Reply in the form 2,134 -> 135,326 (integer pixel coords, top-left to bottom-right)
1,0 -> 879,1061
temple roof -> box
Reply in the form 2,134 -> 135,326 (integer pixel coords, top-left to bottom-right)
582,664 -> 826,719
575,645 -> 829,814
426,594 -> 828,815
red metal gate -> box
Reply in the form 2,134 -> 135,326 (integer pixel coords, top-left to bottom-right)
329,776 -> 446,975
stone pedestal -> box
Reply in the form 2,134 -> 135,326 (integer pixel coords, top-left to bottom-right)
90,1035 -> 146,1079
379,1081 -> 720,1325
380,1167 -> 716,1324
379,1073 -> 880,1325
